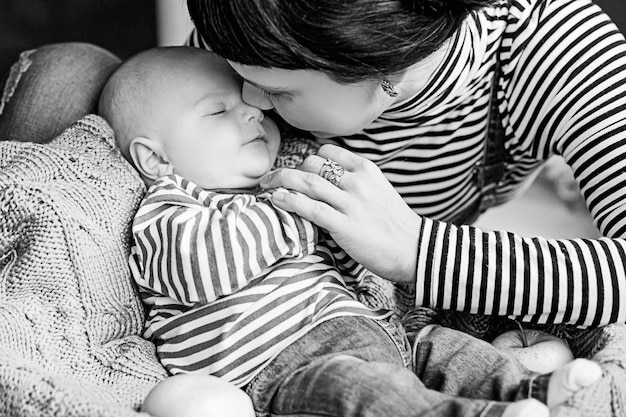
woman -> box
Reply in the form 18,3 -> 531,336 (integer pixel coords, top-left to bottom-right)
0,1 -> 618,415
184,0 -> 626,328
1,0 -> 624,329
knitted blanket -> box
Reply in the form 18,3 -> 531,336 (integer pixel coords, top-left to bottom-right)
359,262 -> 626,416
1,114 -> 624,416
0,115 -> 167,416
0,114 -> 320,416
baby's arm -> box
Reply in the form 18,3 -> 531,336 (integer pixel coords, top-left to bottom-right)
317,228 -> 369,284
132,177 -> 316,305
141,374 -> 254,417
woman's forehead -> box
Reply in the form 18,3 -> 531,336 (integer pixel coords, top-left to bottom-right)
227,61 -> 336,91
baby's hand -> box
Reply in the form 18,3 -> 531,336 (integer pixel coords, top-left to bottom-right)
141,374 -> 254,417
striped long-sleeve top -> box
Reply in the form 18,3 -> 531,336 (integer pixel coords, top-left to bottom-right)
130,174 -> 387,386
189,0 -> 626,328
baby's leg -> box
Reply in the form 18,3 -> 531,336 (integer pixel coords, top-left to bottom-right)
413,324 -> 536,401
141,373 -> 254,417
413,324 -> 602,414
270,354 -> 520,417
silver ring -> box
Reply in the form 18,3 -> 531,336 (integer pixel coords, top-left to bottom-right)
319,159 -> 345,187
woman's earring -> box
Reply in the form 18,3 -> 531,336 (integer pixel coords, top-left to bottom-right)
381,79 -> 399,97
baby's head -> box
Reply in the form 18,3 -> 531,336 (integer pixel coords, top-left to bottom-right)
99,46 -> 280,189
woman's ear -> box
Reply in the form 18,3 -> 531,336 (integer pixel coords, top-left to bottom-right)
128,137 -> 173,181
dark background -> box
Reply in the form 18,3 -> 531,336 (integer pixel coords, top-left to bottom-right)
0,1 -> 157,77
0,1 -> 624,78
595,0 -> 625,33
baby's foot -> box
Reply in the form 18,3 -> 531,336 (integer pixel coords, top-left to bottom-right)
547,358 -> 603,408
502,399 -> 549,417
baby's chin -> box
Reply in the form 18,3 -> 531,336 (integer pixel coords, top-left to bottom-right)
186,162 -> 275,191
224,169 -> 273,191
182,171 -> 267,192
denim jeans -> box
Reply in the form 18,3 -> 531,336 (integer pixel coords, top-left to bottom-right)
0,44 -> 553,416
245,316 -> 548,417
0,42 -> 120,143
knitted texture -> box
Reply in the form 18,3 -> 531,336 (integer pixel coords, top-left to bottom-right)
435,312 -> 626,417
2,113 -> 624,416
363,282 -> 626,417
0,115 -> 168,417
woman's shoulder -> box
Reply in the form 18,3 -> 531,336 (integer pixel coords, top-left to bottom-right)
496,0 -> 593,39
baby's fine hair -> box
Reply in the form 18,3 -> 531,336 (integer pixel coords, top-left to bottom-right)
187,0 -> 499,83
98,47 -> 204,158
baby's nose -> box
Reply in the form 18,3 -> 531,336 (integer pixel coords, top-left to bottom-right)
241,103 -> 264,123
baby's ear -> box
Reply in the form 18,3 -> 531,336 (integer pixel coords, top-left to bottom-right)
128,137 -> 173,181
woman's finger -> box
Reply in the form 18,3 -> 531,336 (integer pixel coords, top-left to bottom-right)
296,154 -> 327,174
315,144 -> 374,173
262,144 -> 422,282
297,155 -> 352,190
270,188 -> 348,232
260,167 -> 351,211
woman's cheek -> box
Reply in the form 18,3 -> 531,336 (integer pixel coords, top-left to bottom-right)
276,106 -> 321,132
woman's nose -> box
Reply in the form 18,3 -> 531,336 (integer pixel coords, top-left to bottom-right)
242,82 -> 274,110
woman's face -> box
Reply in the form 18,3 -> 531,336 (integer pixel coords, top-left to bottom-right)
228,62 -> 395,138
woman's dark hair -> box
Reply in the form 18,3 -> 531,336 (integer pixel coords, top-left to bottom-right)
187,0 -> 499,83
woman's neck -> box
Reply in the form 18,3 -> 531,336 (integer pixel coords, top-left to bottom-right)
393,21 -> 466,102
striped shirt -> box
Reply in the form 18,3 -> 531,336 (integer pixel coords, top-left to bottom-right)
130,174 -> 388,386
190,0 -> 626,328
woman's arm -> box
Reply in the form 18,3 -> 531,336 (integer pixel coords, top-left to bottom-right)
414,219 -> 626,327
262,146 -> 421,284
132,176 -> 316,305
259,0 -> 626,328
261,141 -> 626,328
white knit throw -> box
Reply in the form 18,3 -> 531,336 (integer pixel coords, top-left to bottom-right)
0,115 -> 167,416
1,114 -> 624,416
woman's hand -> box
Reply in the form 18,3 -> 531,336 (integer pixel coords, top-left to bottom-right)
260,144 -> 421,282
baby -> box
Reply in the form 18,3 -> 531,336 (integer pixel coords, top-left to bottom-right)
98,46 -> 602,417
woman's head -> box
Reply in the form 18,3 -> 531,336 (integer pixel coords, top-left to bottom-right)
187,0 -> 497,137
188,0 -> 495,82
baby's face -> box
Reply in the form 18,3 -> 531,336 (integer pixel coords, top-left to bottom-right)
154,55 -> 281,189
